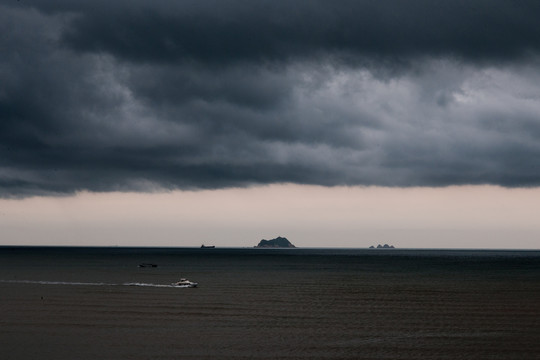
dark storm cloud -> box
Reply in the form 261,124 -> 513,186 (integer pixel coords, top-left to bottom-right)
51,0 -> 540,65
2,1 -> 540,197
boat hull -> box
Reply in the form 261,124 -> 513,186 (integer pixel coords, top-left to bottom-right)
172,281 -> 198,288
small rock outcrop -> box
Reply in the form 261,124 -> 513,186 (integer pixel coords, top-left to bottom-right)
256,236 -> 296,248
370,244 -> 395,249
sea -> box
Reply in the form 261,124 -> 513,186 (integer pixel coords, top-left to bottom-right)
1,247 -> 539,360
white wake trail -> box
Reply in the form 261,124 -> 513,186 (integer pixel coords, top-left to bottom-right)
0,279 -> 190,288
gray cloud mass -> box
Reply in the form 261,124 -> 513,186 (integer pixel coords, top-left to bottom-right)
2,0 -> 540,197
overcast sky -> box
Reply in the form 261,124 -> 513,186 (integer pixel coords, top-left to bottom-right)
2,1 -> 540,248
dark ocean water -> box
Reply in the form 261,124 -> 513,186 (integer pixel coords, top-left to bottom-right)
1,247 -> 539,359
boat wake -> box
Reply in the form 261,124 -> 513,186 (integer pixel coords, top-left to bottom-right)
125,282 -> 193,288
0,279 -> 192,288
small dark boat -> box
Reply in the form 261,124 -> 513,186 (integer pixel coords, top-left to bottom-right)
138,263 -> 158,268
200,245 -> 215,249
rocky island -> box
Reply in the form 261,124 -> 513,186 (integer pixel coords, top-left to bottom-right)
369,244 -> 395,249
256,236 -> 296,248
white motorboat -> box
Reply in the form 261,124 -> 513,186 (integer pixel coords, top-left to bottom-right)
172,278 -> 198,287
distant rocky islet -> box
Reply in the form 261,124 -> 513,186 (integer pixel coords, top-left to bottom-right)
369,244 -> 395,249
255,236 -> 296,248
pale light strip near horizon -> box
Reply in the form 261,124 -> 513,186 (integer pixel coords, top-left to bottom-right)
1,185 -> 539,249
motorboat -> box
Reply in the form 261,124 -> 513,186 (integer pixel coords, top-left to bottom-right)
138,263 -> 158,268
200,245 -> 215,248
172,278 -> 198,287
